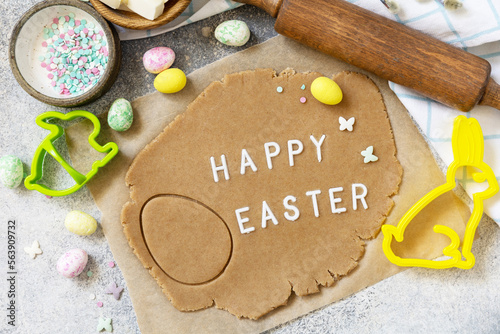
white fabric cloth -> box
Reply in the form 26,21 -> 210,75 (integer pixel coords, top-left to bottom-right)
115,0 -> 243,41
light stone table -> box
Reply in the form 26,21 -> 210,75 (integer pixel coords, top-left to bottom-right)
1,1 -> 499,333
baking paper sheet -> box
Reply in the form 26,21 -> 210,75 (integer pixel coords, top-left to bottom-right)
67,35 -> 470,333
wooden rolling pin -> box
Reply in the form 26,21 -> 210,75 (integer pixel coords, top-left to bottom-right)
236,0 -> 500,112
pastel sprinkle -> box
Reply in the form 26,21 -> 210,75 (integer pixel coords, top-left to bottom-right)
105,282 -> 123,300
97,317 -> 112,332
300,97 -> 307,103
361,146 -> 379,163
97,301 -> 103,308
89,293 -> 96,300
276,86 -> 283,93
301,84 -> 306,90
87,270 -> 93,277
108,261 -> 115,268
24,240 -> 42,259
37,12 -> 108,96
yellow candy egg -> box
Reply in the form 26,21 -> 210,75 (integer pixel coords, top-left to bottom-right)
65,210 -> 97,236
310,77 -> 343,105
154,68 -> 187,94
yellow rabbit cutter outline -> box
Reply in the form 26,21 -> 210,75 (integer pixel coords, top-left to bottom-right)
382,115 -> 499,269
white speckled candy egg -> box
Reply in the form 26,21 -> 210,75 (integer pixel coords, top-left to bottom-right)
0,155 -> 24,189
65,210 -> 97,236
57,249 -> 88,278
214,20 -> 250,47
143,47 -> 176,74
108,98 -> 133,132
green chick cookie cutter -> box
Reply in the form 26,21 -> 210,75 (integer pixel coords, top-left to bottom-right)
382,115 -> 499,269
24,110 -> 119,197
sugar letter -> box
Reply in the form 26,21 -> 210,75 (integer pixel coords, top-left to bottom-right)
329,187 -> 346,214
352,183 -> 368,210
264,142 -> 280,169
240,149 -> 258,175
288,139 -> 304,167
283,195 -> 300,221
310,135 -> 326,162
306,189 -> 321,217
261,201 -> 279,228
210,155 -> 230,183
235,207 -> 254,234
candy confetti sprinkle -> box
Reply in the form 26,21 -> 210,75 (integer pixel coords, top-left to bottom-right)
97,301 -> 103,307
361,146 -> 379,163
339,117 -> 355,132
107,261 -> 115,268
97,317 -> 112,332
300,97 -> 307,104
105,282 -> 123,300
24,240 -> 42,259
276,86 -> 283,93
38,13 -> 108,96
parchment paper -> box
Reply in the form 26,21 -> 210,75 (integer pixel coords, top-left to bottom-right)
67,35 -> 470,333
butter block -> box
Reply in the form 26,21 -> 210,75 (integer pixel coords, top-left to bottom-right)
124,0 -> 164,20
99,0 -> 121,9
117,3 -> 132,11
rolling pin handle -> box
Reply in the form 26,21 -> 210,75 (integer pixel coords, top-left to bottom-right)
235,0 -> 283,17
479,78 -> 500,110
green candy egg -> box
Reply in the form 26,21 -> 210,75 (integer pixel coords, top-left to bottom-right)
214,20 -> 251,47
108,98 -> 133,132
0,155 -> 24,189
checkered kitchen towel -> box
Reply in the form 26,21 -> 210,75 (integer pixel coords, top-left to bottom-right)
115,0 -> 500,223
355,0 -> 500,224
114,0 -> 243,40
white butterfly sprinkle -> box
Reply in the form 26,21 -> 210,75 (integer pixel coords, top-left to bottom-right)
24,240 -> 42,259
339,117 -> 355,131
361,146 -> 378,163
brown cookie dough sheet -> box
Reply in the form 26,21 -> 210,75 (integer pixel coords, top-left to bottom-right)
67,35 -> 470,333
122,69 -> 403,319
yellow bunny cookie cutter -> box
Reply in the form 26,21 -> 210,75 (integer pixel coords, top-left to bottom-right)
382,115 -> 499,269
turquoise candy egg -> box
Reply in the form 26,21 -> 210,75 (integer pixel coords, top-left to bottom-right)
108,98 -> 133,132
214,20 -> 251,47
0,155 -> 23,189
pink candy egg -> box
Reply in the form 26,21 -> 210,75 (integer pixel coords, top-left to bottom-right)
56,249 -> 88,278
143,47 -> 175,74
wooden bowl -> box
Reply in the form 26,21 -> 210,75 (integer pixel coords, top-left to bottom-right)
89,0 -> 192,30
9,0 -> 121,107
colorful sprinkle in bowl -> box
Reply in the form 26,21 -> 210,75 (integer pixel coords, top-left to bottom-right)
9,0 -> 121,107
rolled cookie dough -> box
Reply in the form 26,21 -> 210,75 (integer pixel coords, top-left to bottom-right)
121,69 -> 403,319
